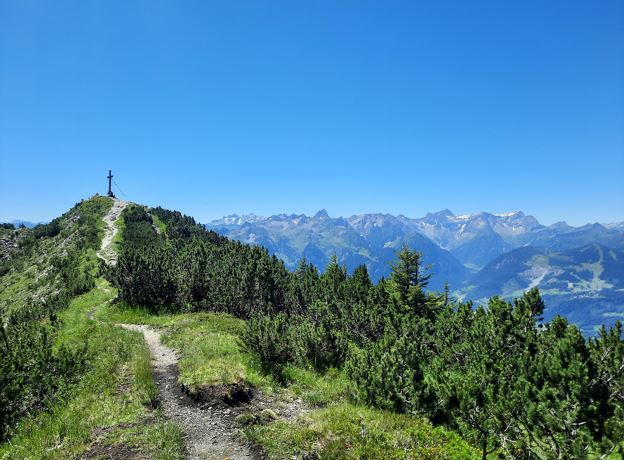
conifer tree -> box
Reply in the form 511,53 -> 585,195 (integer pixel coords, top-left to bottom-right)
389,245 -> 431,317
588,321 -> 624,456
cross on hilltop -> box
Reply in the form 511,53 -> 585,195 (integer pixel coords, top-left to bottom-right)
107,170 -> 116,198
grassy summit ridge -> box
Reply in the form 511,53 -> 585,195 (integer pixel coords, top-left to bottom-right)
0,197 -> 184,458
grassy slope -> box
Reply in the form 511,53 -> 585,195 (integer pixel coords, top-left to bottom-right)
0,198 -> 109,315
0,197 -> 184,459
246,404 -> 477,460
0,282 -> 184,459
98,304 -> 479,459
151,213 -> 167,236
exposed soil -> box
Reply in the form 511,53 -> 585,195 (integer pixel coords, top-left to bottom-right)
82,443 -> 146,460
185,382 -> 255,407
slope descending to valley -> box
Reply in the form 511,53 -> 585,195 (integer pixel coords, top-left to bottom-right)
462,244 -> 624,334
0,197 -> 110,315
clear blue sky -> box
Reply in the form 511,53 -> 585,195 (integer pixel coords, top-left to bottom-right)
1,1 -> 622,226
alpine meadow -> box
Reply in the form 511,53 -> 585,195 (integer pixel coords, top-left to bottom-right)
1,1 -> 623,459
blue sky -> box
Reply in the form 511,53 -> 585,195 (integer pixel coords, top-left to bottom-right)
1,1 -> 622,226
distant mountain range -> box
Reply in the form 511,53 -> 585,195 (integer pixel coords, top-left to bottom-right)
8,220 -> 45,228
207,210 -> 624,334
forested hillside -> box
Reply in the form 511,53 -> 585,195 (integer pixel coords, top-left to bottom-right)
111,204 -> 624,459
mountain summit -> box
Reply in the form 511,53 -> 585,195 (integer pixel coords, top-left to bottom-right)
313,209 -> 330,219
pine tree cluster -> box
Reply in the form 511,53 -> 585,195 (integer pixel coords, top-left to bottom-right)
109,205 -> 624,459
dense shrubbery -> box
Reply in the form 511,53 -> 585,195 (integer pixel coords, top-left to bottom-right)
108,206 -> 289,315
122,205 -> 161,247
32,218 -> 62,239
109,205 -> 624,459
0,303 -> 86,441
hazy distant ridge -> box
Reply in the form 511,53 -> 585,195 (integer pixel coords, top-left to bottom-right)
207,209 -> 624,334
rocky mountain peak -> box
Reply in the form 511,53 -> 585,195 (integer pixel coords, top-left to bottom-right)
313,209 -> 330,220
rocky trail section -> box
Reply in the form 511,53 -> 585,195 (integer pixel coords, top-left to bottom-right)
120,324 -> 258,460
96,199 -> 129,266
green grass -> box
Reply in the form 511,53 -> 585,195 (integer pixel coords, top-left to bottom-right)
95,302 -> 175,326
55,282 -> 104,339
245,402 -> 479,460
171,327 -> 248,389
0,282 -> 184,459
80,247 -> 101,280
132,342 -> 158,407
281,366 -> 351,407
98,304 -> 276,394
98,303 -> 481,459
111,210 -> 126,254
151,213 -> 167,236
91,420 -> 183,460
0,271 -> 32,313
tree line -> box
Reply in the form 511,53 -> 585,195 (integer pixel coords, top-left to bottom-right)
108,205 -> 624,459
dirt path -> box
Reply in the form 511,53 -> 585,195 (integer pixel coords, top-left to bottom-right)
120,324 -> 258,460
96,199 -> 129,265
94,198 -> 261,459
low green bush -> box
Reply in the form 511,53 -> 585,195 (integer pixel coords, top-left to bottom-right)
0,308 -> 86,441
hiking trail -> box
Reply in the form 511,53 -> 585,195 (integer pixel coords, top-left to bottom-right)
95,198 -> 259,459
